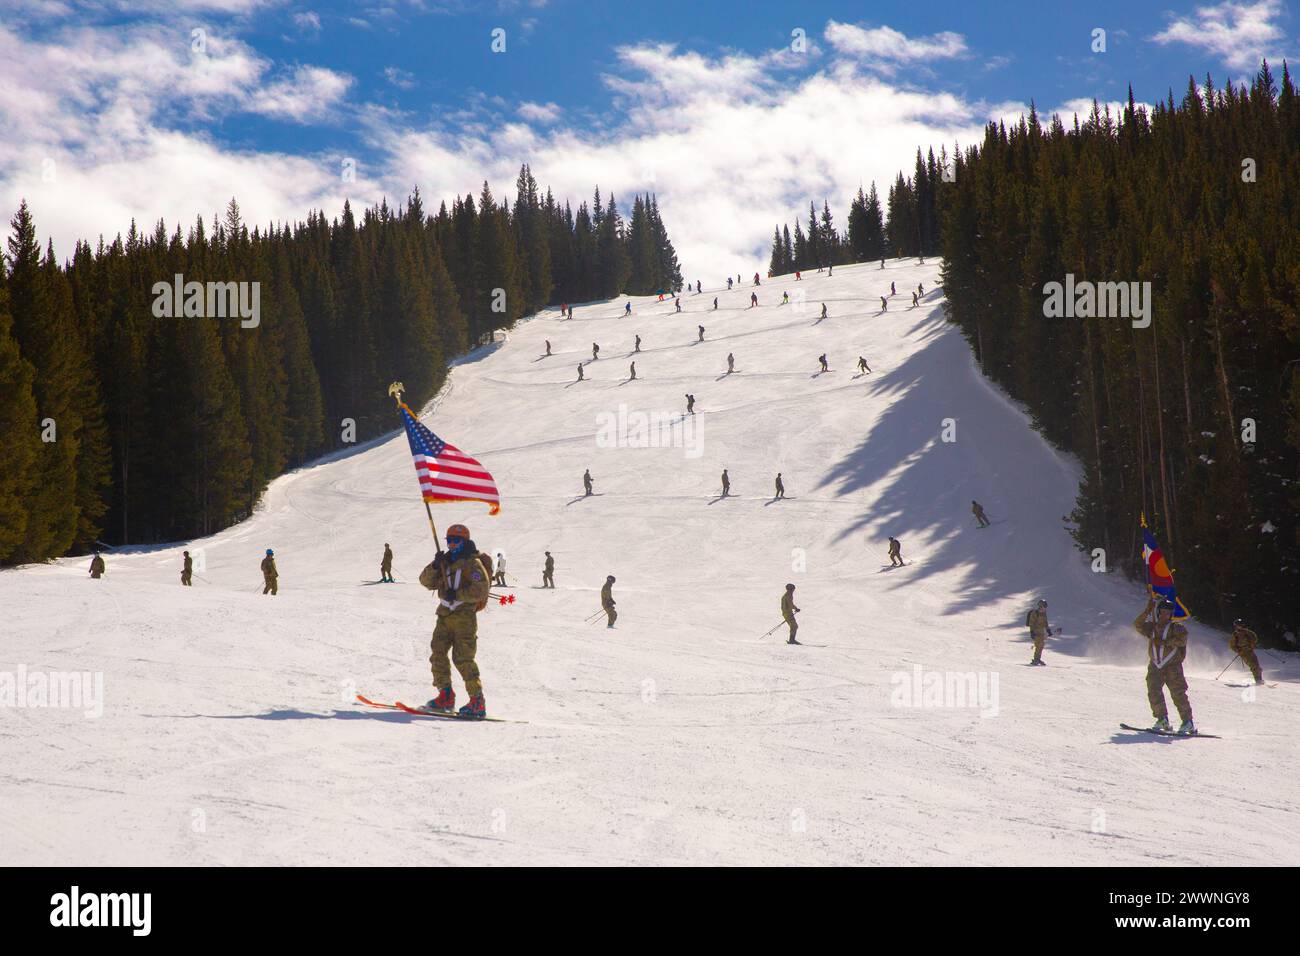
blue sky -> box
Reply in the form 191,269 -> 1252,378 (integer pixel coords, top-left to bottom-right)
2,0 -> 1294,278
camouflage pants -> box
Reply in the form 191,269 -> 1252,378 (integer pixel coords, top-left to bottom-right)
181,571 -> 192,586
1239,648 -> 1263,682
785,616 -> 798,642
431,612 -> 482,697
604,605 -> 618,627
1146,661 -> 1192,723
542,571 -> 554,588
1030,629 -> 1046,661
262,575 -> 277,595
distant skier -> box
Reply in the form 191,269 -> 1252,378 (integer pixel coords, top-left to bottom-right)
887,536 -> 903,567
818,354 -> 829,372
820,303 -> 827,319
634,334 -> 641,353
261,548 -> 278,594
753,272 -> 761,286
774,473 -> 785,499
1026,599 -> 1051,665
89,551 -> 105,579
696,280 -> 701,293
583,469 -> 594,496
720,469 -> 730,497
542,551 -> 555,589
560,303 -> 567,317
911,292 -> 919,308
675,298 -> 682,313
781,291 -> 789,305
726,352 -> 735,374
880,296 -> 887,311
972,500 -> 990,527
685,393 -> 695,415
750,292 -> 758,308
795,271 -> 802,281
1134,596 -> 1195,735
624,302 -> 632,315
601,575 -> 617,628
1228,619 -> 1264,685
917,282 -> 925,296
545,340 -> 552,356
890,281 -> 896,295
381,543 -> 394,583
781,584 -> 801,645
697,325 -> 705,342
576,363 -> 584,382
418,523 -> 491,719
493,552 -> 507,586
857,356 -> 871,374
727,277 -> 733,290
713,297 -> 718,310
181,550 -> 193,586
629,361 -> 636,380
592,343 -> 600,361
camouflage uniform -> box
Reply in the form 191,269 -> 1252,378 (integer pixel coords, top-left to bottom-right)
583,470 -> 593,496
89,554 -> 105,579
380,544 -> 393,583
972,501 -> 990,527
543,553 -> 555,588
181,552 -> 193,586
781,587 -> 800,643
887,537 -> 902,566
1228,625 -> 1263,683
1027,606 -> 1049,663
774,474 -> 785,499
601,578 -> 617,628
721,470 -> 730,496
261,555 -> 278,594
420,546 -> 491,697
1133,600 -> 1193,725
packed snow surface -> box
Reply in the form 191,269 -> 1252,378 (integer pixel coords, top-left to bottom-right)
4,260 -> 1297,865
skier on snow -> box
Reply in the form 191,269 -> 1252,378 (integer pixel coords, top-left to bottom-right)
972,500 -> 990,528
1134,596 -> 1195,735
1228,619 -> 1265,685
89,551 -> 105,579
601,575 -> 617,628
887,536 -> 903,567
418,523 -> 491,718
542,551 -> 555,588
781,584 -> 801,645
261,548 -> 278,594
1026,599 -> 1051,665
381,543 -> 394,583
181,550 -> 193,586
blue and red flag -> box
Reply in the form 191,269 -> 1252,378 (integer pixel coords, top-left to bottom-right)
1140,513 -> 1189,618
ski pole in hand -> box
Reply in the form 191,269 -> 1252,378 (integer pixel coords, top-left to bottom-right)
1214,654 -> 1242,681
759,620 -> 787,640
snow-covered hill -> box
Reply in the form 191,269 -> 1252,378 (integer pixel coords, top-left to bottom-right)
4,259 -> 1297,866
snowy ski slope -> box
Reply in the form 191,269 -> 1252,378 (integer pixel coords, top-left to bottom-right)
3,259 -> 1297,866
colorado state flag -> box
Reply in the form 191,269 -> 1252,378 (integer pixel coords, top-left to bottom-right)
1141,513 -> 1189,619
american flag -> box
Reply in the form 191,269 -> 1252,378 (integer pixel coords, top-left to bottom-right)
398,403 -> 500,515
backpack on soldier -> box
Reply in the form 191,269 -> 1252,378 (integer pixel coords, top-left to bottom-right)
473,551 -> 493,612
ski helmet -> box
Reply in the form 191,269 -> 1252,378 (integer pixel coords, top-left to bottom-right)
786,583 -> 796,591
266,548 -> 273,556
446,523 -> 470,540
606,575 -> 615,583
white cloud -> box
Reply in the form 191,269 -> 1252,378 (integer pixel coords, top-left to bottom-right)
250,64 -> 352,121
383,66 -> 416,89
1150,0 -> 1288,72
293,11 -> 323,32
824,20 -> 968,68
517,101 -> 561,123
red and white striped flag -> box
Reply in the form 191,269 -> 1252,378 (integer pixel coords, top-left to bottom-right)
398,403 -> 500,515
